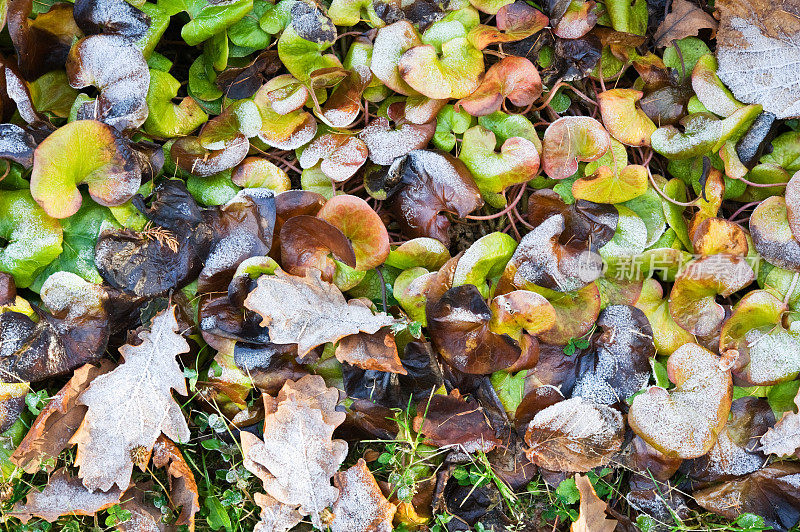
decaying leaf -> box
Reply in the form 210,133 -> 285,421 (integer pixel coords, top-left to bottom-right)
70,306 -> 191,491
653,0 -> 717,48
715,0 -> 800,119
413,390 -> 501,453
244,269 -> 399,357
760,387 -> 800,457
335,327 -> 406,374
152,435 -> 200,531
572,474 -> 617,532
10,468 -> 122,523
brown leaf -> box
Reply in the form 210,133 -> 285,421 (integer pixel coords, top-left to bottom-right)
279,214 -> 357,282
653,0 -> 717,48
524,397 -> 625,472
572,474 -> 617,532
244,269 -> 399,358
10,468 -> 122,523
253,492 -> 303,532
152,435 -> 200,531
330,459 -> 396,532
715,0 -> 800,119
243,378 -> 348,528
11,361 -> 113,474
69,306 -> 191,491
117,483 -> 167,532
335,328 -> 407,374
413,390 -> 501,453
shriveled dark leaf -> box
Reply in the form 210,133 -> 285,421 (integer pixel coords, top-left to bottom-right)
73,0 -> 150,40
279,215 -> 357,282
216,50 -> 281,100
413,390 -> 501,452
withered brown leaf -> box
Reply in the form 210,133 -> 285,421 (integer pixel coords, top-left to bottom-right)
69,306 -> 190,491
653,0 -> 717,48
335,327 -> 406,375
152,435 -> 200,531
572,474 -> 617,532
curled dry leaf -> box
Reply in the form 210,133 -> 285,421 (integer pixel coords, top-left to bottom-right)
244,269 -> 399,358
70,306 -> 190,491
171,135 -> 250,177
628,343 -> 733,459
0,123 -> 35,167
10,468 -> 122,523
330,459 -> 396,532
760,386 -> 800,457
152,435 -> 200,530
278,214 -> 357,281
413,390 -> 501,452
524,396 -> 625,472
335,327 -> 406,374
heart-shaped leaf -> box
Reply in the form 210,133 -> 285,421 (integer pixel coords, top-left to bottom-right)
542,116 -> 611,180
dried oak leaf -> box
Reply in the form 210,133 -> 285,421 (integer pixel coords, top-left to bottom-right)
653,0 -> 717,48
253,492 -> 303,532
330,459 -> 396,532
715,0 -> 800,119
11,361 -> 113,474
69,306 -> 190,491
152,435 -> 200,531
524,396 -> 624,472
572,474 -> 617,532
760,386 -> 800,457
242,390 -> 347,527
413,390 -> 501,453
10,468 -> 122,523
694,463 -> 800,531
118,483 -> 167,532
244,269 -> 399,358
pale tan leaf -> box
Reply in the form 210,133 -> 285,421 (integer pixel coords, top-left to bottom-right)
70,306 -> 191,491
572,474 -> 617,532
152,435 -> 200,531
524,397 -> 625,472
11,361 -> 114,474
335,328 -> 407,374
275,375 -> 346,428
253,492 -> 303,532
243,269 -> 399,357
653,0 -> 717,48
716,0 -> 800,119
10,468 -> 122,523
330,459 -> 396,532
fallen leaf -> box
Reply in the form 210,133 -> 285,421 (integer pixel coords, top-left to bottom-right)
10,468 -> 122,523
760,386 -> 800,457
118,483 -> 167,532
653,0 -> 717,48
524,396 -> 625,472
413,390 -> 501,453
253,492 -> 303,532
242,378 -> 348,528
330,459 -> 396,532
11,361 -> 113,474
572,473 -> 617,532
335,327 -> 407,374
244,269 -> 399,358
715,0 -> 800,119
69,306 -> 191,491
152,435 -> 200,531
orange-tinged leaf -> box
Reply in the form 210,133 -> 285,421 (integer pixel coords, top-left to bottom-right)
571,474 -> 617,532
152,435 -> 200,531
336,328 -> 406,374
330,459 -> 396,532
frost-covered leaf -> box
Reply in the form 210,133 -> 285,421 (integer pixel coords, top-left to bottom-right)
10,468 -> 122,523
244,269 -> 399,357
524,396 -> 625,472
760,386 -> 800,457
330,459 -> 396,532
715,0 -> 800,119
69,306 -> 190,491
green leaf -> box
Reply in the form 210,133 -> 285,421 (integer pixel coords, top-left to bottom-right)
490,370 -> 527,416
177,0 -> 253,46
32,200 -> 120,292
135,2 -> 170,58
277,26 -> 340,81
433,104 -> 475,151
145,69 -> 209,137
204,496 -> 233,531
228,0 -> 272,48
555,477 -> 580,505
186,171 -> 241,206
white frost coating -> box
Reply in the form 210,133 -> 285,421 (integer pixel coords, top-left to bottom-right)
67,34 -> 150,130
716,17 -> 800,119
742,327 -> 800,384
236,101 -> 265,138
253,493 -> 302,532
70,307 -> 190,492
298,134 -> 368,182
258,114 -> 317,150
599,207 -> 648,260
370,21 -> 420,94
628,343 -> 732,459
188,135 -> 250,177
4,69 -> 39,124
40,271 -> 106,324
359,117 -> 434,166
10,469 -> 122,523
